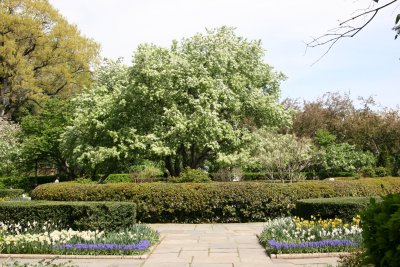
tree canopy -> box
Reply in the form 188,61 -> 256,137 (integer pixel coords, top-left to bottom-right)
62,27 -> 292,178
0,0 -> 99,120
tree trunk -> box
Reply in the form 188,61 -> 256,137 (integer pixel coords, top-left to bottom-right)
97,173 -> 110,184
165,155 -> 182,177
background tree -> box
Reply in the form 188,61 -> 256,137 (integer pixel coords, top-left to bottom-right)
0,0 -> 99,120
18,98 -> 74,178
251,129 -> 315,182
290,92 -> 400,176
62,27 -> 292,179
60,60 -> 134,181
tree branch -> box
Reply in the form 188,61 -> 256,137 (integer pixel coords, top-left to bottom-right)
306,0 -> 399,65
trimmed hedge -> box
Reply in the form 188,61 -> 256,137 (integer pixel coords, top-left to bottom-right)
0,201 -> 136,231
31,178 -> 400,223
0,189 -> 24,198
294,197 -> 379,221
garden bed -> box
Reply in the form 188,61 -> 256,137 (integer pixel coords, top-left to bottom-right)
259,216 -> 362,255
270,252 -> 350,259
0,222 -> 159,256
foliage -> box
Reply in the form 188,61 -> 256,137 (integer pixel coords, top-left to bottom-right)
315,128 -> 336,147
30,178 -> 400,223
105,174 -> 131,183
1,223 -> 158,255
0,118 -> 20,175
259,216 -> 362,254
61,27 -> 291,179
294,197 -> 377,222
172,168 -> 211,183
0,189 -> 24,199
317,142 -> 375,177
212,167 -> 243,182
0,175 -> 56,192
338,250 -> 371,267
251,129 -> 315,182
291,93 -> 400,176
60,59 -> 134,181
0,0 -> 99,120
359,166 -> 376,178
0,201 -> 136,231
18,98 -> 73,177
361,193 -> 400,267
129,161 -> 164,183
375,166 -> 390,177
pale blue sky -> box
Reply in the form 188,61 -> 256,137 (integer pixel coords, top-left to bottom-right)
50,0 -> 400,108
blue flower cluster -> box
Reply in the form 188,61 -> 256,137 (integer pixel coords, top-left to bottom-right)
53,240 -> 150,251
268,239 -> 358,250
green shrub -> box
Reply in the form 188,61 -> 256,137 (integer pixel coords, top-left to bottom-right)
130,163 -> 164,183
0,201 -> 136,231
242,172 -> 268,180
360,166 -> 376,178
105,174 -> 131,183
30,178 -> 400,223
0,176 -> 56,192
173,168 -> 211,183
338,250 -> 371,267
375,166 -> 389,177
294,197 -> 378,221
0,189 -> 24,199
361,193 -> 400,267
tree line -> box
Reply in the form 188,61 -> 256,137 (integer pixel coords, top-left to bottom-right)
1,0 -> 399,183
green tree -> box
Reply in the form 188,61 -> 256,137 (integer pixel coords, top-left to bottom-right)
18,97 -> 73,177
0,0 -> 99,120
317,142 -> 375,177
62,27 -> 292,179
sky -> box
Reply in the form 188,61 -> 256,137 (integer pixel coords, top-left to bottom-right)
49,0 -> 400,109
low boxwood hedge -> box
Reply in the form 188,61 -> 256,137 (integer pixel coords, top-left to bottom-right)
294,196 -> 379,221
31,178 -> 400,223
0,201 -> 136,231
0,189 -> 24,198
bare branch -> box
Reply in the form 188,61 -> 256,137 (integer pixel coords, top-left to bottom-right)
306,0 -> 399,64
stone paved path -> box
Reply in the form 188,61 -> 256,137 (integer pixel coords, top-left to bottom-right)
0,223 -> 340,267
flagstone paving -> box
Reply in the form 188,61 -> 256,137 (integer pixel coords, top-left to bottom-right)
0,223 -> 340,267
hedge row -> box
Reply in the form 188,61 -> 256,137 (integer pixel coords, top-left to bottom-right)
0,201 -> 136,231
31,178 -> 400,223
294,197 -> 379,222
0,189 -> 24,199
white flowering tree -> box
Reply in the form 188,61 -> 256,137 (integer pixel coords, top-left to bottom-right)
62,27 -> 292,179
60,60 -> 137,180
251,129 -> 315,182
0,118 -> 20,175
